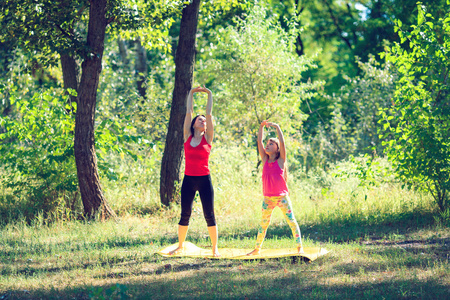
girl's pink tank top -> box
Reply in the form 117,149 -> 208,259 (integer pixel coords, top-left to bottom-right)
262,160 -> 289,197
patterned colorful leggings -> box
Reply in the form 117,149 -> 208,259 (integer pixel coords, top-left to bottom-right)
255,195 -> 302,249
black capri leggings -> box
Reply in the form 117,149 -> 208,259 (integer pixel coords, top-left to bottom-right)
179,174 -> 216,227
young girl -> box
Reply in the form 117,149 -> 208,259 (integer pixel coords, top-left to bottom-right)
170,86 -> 220,257
248,120 -> 303,255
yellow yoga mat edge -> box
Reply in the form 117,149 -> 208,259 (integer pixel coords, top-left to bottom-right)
157,242 -> 329,261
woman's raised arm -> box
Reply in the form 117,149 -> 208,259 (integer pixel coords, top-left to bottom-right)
183,87 -> 202,142
203,87 -> 214,145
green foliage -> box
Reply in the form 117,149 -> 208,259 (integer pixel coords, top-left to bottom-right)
95,37 -> 173,182
277,0 -> 447,134
0,49 -> 154,221
294,57 -> 397,171
340,56 -> 398,156
380,2 -> 450,212
2,0 -> 449,221
0,0 -> 84,64
98,37 -> 173,140
334,155 -> 379,188
113,0 -> 187,53
0,0 -> 182,65
333,154 -> 394,203
201,3 -> 321,141
0,85 -> 151,221
0,87 -> 79,220
84,38 -> 165,182
198,0 -> 250,29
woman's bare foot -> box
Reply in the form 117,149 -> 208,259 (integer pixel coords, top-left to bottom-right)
247,248 -> 260,256
297,245 -> 304,254
169,246 -> 184,255
212,248 -> 221,258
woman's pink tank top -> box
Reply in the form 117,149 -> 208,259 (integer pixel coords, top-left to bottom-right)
262,160 -> 289,197
184,135 -> 211,176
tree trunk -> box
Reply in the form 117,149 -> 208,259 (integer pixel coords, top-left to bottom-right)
295,5 -> 304,57
117,38 -> 129,65
160,0 -> 201,206
60,53 -> 79,104
74,0 -> 115,219
135,37 -> 147,99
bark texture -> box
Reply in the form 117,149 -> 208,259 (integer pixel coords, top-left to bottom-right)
60,53 -> 79,104
135,38 -> 147,99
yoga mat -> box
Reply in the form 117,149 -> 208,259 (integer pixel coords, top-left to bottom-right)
157,242 -> 329,261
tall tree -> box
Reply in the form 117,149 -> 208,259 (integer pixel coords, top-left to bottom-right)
1,0 -> 116,218
160,0 -> 201,206
73,0 -> 115,218
1,0 -> 182,217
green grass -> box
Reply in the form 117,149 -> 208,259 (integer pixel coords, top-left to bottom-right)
0,150 -> 449,299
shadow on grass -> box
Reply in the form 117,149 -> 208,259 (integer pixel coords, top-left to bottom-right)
1,234 -> 177,258
3,262 -> 449,300
220,209 -> 441,244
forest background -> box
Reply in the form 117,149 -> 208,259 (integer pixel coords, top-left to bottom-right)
0,0 -> 449,299
0,0 -> 448,221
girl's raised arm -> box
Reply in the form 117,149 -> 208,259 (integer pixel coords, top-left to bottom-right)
266,122 -> 286,161
258,121 -> 268,162
274,123 -> 286,161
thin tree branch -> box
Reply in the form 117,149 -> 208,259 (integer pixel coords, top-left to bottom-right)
323,0 -> 353,51
346,3 -> 358,45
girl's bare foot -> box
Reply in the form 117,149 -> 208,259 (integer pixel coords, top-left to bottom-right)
247,249 -> 260,256
297,245 -> 304,254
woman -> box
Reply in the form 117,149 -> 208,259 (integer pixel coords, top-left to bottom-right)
170,86 -> 220,257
